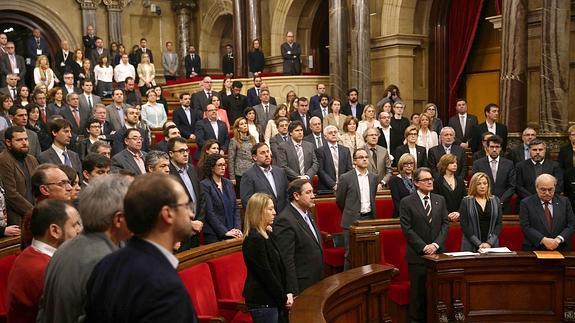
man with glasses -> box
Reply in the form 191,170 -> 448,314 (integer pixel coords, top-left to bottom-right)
168,137 -> 204,250
0,42 -> 26,87
336,148 -> 378,270
0,73 -> 21,99
400,167 -> 449,323
192,76 -> 216,111
38,118 -> 82,176
60,71 -> 81,96
428,126 -> 467,180
0,126 -> 39,224
112,105 -> 150,155
194,103 -> 229,160
111,128 -> 147,175
377,111 -> 401,154
30,164 -> 73,203
316,125 -> 352,193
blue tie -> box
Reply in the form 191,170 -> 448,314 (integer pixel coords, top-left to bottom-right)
63,151 -> 72,167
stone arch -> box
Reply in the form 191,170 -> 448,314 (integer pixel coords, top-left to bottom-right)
199,0 -> 233,72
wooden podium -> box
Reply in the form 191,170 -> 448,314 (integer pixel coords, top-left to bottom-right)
424,252 -> 575,322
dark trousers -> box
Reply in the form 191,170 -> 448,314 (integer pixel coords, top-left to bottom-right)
249,306 -> 287,323
408,263 -> 427,323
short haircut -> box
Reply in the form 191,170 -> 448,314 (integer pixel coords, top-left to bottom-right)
486,134 -> 503,146
287,178 -> 310,202
31,164 -> 60,198
251,142 -> 268,156
529,138 -> 546,149
484,103 -> 499,115
203,153 -> 225,179
124,174 -> 181,235
123,128 -> 140,141
404,125 -> 418,139
232,80 -> 243,88
48,118 -> 72,138
275,116 -> 289,127
179,92 -> 191,99
3,126 -> 26,141
288,120 -> 304,133
83,153 -> 112,172
455,98 -> 467,104
144,150 -> 169,171
342,116 -> 358,133
80,79 -> 92,87
323,125 -> 338,136
353,147 -> 369,159
85,117 -> 100,129
79,174 -> 132,233
363,127 -> 379,141
319,94 -> 329,101
535,173 -> 557,187
89,141 -> 111,154
59,165 -> 79,183
30,199 -> 70,238
168,136 -> 188,152
397,153 -> 416,171
437,153 -> 457,176
413,167 -> 432,181
480,131 -> 493,142
347,88 -> 358,96
298,96 -> 308,103
163,124 -> 178,137
8,105 -> 26,116
440,126 -> 455,136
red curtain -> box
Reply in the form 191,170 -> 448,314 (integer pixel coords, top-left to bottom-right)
447,0 -> 485,116
495,0 -> 502,15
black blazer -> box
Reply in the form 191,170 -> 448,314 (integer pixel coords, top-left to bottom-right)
315,144 -> 353,192
184,54 -> 201,77
112,126 -> 150,156
389,117 -> 410,139
191,90 -> 216,112
169,162 -> 205,223
389,175 -> 415,218
427,144 -> 467,181
399,192 -> 450,264
459,196 -> 503,252
242,229 -> 291,308
515,159 -> 563,200
60,105 -> 91,136
341,102 -> 364,119
519,195 -> 575,251
432,176 -> 467,213
448,113 -> 478,144
240,164 -> 289,215
200,177 -> 241,241
303,133 -> 326,150
558,144 -> 575,203
194,119 -> 229,159
472,156 -> 516,205
85,237 -> 197,322
393,144 -> 428,168
54,50 -> 75,81
273,204 -> 323,295
470,122 -> 508,152
247,50 -> 265,74
0,54 -> 27,85
172,106 -> 200,139
222,54 -> 234,75
246,87 -> 260,108
377,127 -> 402,154
289,111 -> 312,136
223,94 -> 248,124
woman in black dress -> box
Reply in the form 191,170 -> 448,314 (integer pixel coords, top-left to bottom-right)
433,153 -> 466,222
389,153 -> 416,218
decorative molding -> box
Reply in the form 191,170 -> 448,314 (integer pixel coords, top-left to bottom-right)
103,0 -> 132,10
76,0 -> 101,9
486,15 -> 502,30
371,34 -> 426,50
171,0 -> 197,11
436,300 -> 449,323
453,299 -> 465,322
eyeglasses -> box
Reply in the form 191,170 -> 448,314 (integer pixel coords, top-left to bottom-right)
172,148 -> 188,154
408,132 -> 418,136
170,202 -> 193,211
45,180 -> 72,188
404,162 -> 415,165
354,156 -> 369,160
417,178 -> 434,183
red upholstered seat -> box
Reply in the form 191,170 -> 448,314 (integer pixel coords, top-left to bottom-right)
179,263 -> 221,321
0,254 -> 17,319
499,223 -> 524,251
312,176 -> 318,192
379,228 -> 410,305
207,252 -> 246,302
445,226 -> 462,252
314,200 -> 345,267
375,198 -> 394,219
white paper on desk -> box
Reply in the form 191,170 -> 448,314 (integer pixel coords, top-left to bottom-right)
478,247 -> 513,253
444,252 -> 479,257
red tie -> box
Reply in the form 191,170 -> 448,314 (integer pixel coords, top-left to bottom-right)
544,202 -> 553,231
41,107 -> 46,123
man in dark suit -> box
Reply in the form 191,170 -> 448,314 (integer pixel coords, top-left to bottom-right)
192,76 -> 216,112
377,111 -> 402,154
221,44 -> 234,77
223,81 -> 248,124
0,126 -> 39,224
507,127 -> 539,165
194,104 -> 229,160
184,46 -> 201,78
111,128 -> 147,175
54,40 -> 74,82
341,88 -> 364,119
60,93 -> 91,140
154,124 -> 180,153
290,97 -> 312,136
273,179 -> 323,294
470,103 -> 508,153
316,125 -> 353,193
246,76 -> 263,107
0,73 -> 20,100
112,106 -> 150,156
516,139 -> 563,202
38,118 -> 82,176
310,94 -> 330,122
336,148 -> 378,269
270,117 -> 290,164
78,80 -> 102,112
400,167 -> 449,323
428,126 -> 467,181
88,38 -> 110,67
168,137 -> 205,251
253,89 -> 276,128
82,25 -> 97,52
84,173 -> 198,322
0,43 -> 26,87
472,135 -> 516,213
448,98 -> 478,149
92,104 -> 114,142
303,117 -> 325,150
309,84 -> 329,112
60,71 -> 81,97
276,121 -> 318,181
519,174 -> 575,251
26,29 -> 50,70
558,126 -> 575,209
280,31 -> 301,75
134,38 -> 154,63
241,143 -> 289,214
172,92 -> 200,141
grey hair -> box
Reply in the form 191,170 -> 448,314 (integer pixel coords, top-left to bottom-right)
323,125 -> 338,136
535,173 -> 557,187
78,174 -> 133,233
440,126 -> 455,136
363,127 -> 379,141
144,150 -> 169,171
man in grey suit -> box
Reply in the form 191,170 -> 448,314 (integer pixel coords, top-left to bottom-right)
0,74 -> 20,99
316,125 -> 352,193
162,41 -> 179,81
280,31 -> 301,75
105,89 -> 131,131
400,167 -> 449,323
253,89 -> 276,128
191,76 -> 215,111
0,43 -> 26,86
60,93 -> 91,137
38,118 -> 82,176
520,174 -> 575,251
276,121 -> 319,182
88,37 -> 110,67
363,127 -> 392,187
78,80 -> 102,112
472,135 -> 516,213
111,128 -> 147,175
336,148 -> 378,270
0,106 -> 41,157
269,117 -> 290,164
447,98 -> 478,149
303,116 -> 326,150
240,142 -> 289,214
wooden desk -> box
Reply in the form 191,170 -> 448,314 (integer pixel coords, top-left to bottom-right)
290,264 -> 398,323
424,252 -> 575,322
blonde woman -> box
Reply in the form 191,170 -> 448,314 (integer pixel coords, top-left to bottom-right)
340,116 -> 365,152
228,117 -> 256,187
141,90 -> 167,128
137,53 -> 156,95
357,104 -> 380,137
33,55 -> 56,90
417,113 -> 439,152
242,193 -> 293,322
424,103 -> 443,134
324,98 -> 346,133
459,172 -> 502,252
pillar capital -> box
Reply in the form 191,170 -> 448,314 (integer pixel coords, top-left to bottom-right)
103,0 -> 132,11
171,0 -> 197,11
76,0 -> 101,10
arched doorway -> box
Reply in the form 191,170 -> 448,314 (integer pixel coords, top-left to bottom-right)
309,0 -> 329,75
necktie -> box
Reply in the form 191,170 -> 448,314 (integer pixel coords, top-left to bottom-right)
191,54 -> 194,60
490,159 -> 497,183
134,154 -> 146,174
331,145 -> 339,180
207,91 -> 211,99
370,148 -> 378,170
11,88 -> 16,100
264,105 -> 269,120
303,212 -> 319,242
40,107 -> 46,123
445,145 -> 451,154
88,96 -> 93,110
296,144 -> 305,175
316,136 -> 322,147
460,115 -> 466,137
263,168 -> 278,197
544,202 -> 553,231
62,151 -> 72,167
282,135 -> 288,142
301,115 -> 307,129
322,108 -> 328,118
72,109 -> 80,127
534,161 -> 543,177
424,196 -> 432,223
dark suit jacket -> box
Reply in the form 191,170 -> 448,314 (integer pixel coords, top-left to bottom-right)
377,127 -> 402,154
448,113 -> 478,144
276,140 -> 319,181
78,93 -> 102,112
289,111 -> 312,136
78,138 -> 96,161
470,122 -> 508,152
341,102 -> 364,119
134,48 -> 154,63
54,50 -> 75,81
389,117 -> 410,138
222,54 -> 234,75
172,106 -> 200,139
200,177 -> 241,240
336,169 -> 378,228
315,144 -> 352,192
85,237 -> 197,323
273,204 -> 323,294
393,144 -> 428,168
389,175 -> 414,218
169,162 -> 205,223
432,176 -> 467,213
191,90 -> 216,112
240,164 -> 289,214
184,54 -> 201,77
558,144 -> 575,204
111,149 -> 147,175
60,105 -> 91,136
459,196 -> 503,252
0,151 -> 38,224
223,94 -> 248,125
427,144 -> 467,181
38,147 -> 82,176
246,87 -> 261,108
26,37 -> 49,67
61,85 -> 81,96
270,133 -> 289,164
112,126 -> 150,156
88,48 -> 110,67
303,133 -> 326,150
515,159 -> 563,199
400,192 -> 450,264
280,42 -> 301,75
0,54 -> 26,85
472,156 -> 516,205
310,106 -> 330,123
194,119 -> 229,159
519,195 -> 575,251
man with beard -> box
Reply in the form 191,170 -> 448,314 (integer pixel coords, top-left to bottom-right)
341,88 -> 364,119
516,139 -> 563,203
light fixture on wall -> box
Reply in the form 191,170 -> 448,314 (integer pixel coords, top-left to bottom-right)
143,0 -> 161,15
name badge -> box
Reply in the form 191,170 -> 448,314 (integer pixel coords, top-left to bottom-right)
13,68 -> 19,74
36,49 -> 43,55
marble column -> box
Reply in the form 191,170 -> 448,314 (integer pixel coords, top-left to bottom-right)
540,0 -> 570,132
246,0 -> 261,46
172,0 -> 196,77
329,0 -> 348,100
500,0 -> 527,133
350,0 -> 370,105
77,0 -> 98,35
106,4 -> 123,44
233,0 -> 246,77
